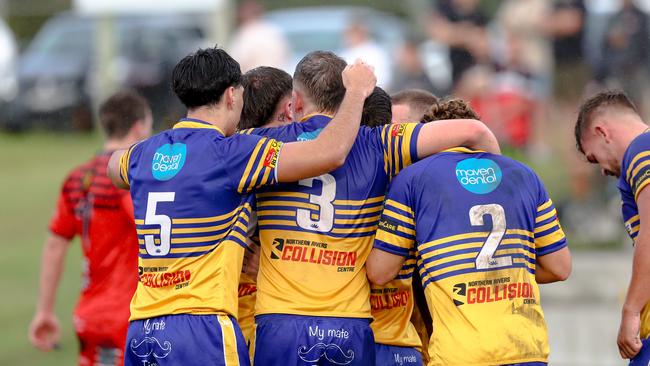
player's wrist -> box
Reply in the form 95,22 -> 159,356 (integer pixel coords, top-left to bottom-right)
622,304 -> 642,316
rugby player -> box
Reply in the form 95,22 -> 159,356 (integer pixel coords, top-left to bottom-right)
574,90 -> 650,364
107,47 -> 377,366
391,89 -> 438,123
367,98 -> 572,366
244,51 -> 500,365
29,91 -> 152,366
237,66 -> 294,347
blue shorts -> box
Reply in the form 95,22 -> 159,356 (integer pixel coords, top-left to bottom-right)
630,338 -> 650,366
124,313 -> 249,366
374,343 -> 422,366
253,314 -> 375,366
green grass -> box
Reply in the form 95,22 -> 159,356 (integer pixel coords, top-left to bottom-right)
0,132 -> 102,365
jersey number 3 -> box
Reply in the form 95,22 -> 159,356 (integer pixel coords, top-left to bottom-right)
296,174 -> 336,232
469,204 -> 512,270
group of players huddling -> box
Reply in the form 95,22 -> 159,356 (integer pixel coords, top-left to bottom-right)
27,46 -> 650,366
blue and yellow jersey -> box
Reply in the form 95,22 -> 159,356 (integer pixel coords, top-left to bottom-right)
618,130 -> 650,337
118,118 -> 283,321
370,250 -> 422,349
243,114 -> 422,318
374,148 -> 567,366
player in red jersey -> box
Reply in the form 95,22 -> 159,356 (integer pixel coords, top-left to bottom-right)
29,90 -> 152,366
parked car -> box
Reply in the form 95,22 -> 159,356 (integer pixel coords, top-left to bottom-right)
4,12 -> 207,131
0,17 -> 18,117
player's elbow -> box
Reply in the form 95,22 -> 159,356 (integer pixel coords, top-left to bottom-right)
553,260 -> 572,281
366,268 -> 391,286
321,147 -> 348,172
466,120 -> 499,154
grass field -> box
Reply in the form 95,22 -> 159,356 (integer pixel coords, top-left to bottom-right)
1,132 -> 102,365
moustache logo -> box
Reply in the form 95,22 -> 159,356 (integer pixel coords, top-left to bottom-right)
298,343 -> 355,365
130,337 -> 172,359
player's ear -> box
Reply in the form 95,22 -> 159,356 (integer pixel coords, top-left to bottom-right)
284,99 -> 293,122
292,89 -> 303,116
594,125 -> 611,143
225,86 -> 235,109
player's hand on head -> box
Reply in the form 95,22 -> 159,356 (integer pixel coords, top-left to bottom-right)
28,311 -> 60,351
342,59 -> 377,99
617,309 -> 643,359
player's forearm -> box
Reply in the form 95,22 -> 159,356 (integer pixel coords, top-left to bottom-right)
535,265 -> 566,284
108,150 -> 129,189
417,119 -> 500,159
36,234 -> 70,314
623,230 -> 650,315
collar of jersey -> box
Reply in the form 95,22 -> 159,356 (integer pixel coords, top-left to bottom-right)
173,118 -> 225,135
443,147 -> 486,154
300,113 -> 334,123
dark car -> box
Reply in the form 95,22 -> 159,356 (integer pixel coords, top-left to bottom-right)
4,12 -> 207,131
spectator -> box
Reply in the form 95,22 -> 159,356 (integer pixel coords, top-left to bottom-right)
229,0 -> 289,72
391,36 -> 438,95
341,20 -> 392,88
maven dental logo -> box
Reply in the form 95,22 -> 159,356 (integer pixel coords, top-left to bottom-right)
152,143 -> 187,181
455,158 -> 502,194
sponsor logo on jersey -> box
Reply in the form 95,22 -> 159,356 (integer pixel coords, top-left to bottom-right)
238,283 -> 257,297
297,128 -> 323,141
634,169 -> 650,194
139,269 -> 191,289
455,158 -> 502,194
152,143 -> 186,181
270,238 -> 285,259
391,124 -> 407,137
370,287 -> 410,311
263,140 -> 283,168
451,277 -> 536,306
378,217 -> 400,234
270,237 -> 356,271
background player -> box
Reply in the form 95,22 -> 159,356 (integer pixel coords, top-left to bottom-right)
574,90 -> 650,364
107,47 -> 377,366
245,50 -> 500,365
28,90 -> 153,366
367,98 -> 571,365
391,89 -> 438,123
239,66 -> 294,130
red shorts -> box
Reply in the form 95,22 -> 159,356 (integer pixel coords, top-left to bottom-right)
77,335 -> 125,366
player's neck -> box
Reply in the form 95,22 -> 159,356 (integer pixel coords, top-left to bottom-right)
619,121 -> 650,159
104,138 -> 134,152
299,104 -> 334,122
186,105 -> 232,135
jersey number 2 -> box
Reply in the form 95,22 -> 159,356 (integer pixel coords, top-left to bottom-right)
144,192 -> 175,256
296,174 -> 336,232
469,204 -> 512,270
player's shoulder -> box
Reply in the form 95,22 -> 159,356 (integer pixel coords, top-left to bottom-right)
624,131 -> 650,165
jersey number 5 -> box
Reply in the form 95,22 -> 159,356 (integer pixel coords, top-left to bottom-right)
296,174 -> 336,232
144,192 -> 175,256
469,204 -> 512,270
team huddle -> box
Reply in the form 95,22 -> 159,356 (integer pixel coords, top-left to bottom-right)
27,46 -> 650,366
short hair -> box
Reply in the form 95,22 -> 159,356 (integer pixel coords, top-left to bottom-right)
293,51 -> 347,113
422,98 -> 480,123
239,66 -> 293,130
171,47 -> 241,109
391,89 -> 438,120
99,90 -> 150,138
575,90 -> 639,154
361,87 -> 392,128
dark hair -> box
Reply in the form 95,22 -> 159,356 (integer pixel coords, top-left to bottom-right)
171,47 -> 242,109
99,90 -> 150,138
575,90 -> 639,154
391,89 -> 439,121
422,98 -> 479,123
239,66 -> 293,130
293,51 -> 347,113
361,87 -> 392,127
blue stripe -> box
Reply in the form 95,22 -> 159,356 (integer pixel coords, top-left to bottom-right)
535,224 -> 561,239
227,233 -> 248,248
504,233 -> 534,241
257,195 -> 309,204
380,227 -> 415,241
401,263 -> 417,271
628,154 -> 650,182
258,225 -> 375,238
396,128 -> 404,172
421,247 -> 481,265
334,200 -> 384,209
381,214 -> 415,231
395,272 -> 414,280
256,214 -> 296,221
421,263 -> 535,288
535,216 -> 557,229
419,235 -> 487,256
384,204 -> 414,222
139,242 -> 218,250
373,239 -> 410,256
255,205 -> 318,213
410,124 -> 422,162
139,247 -> 216,259
537,239 -> 567,256
243,139 -> 269,191
499,243 -> 535,255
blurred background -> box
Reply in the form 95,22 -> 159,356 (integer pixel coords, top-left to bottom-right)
0,0 -> 644,364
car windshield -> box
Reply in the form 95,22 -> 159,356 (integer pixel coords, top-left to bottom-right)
27,20 -> 93,57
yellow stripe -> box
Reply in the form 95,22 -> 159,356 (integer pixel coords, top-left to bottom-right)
383,209 -> 415,226
385,199 -> 415,216
173,120 -> 225,135
631,160 -> 650,183
261,167 -> 273,185
119,144 -> 138,186
375,230 -> 414,250
257,192 -> 309,199
627,151 -> 650,181
136,215 -> 241,235
495,247 -> 535,261
170,244 -> 216,254
257,200 -> 320,211
258,219 -> 297,227
420,241 -> 483,260
334,215 -> 380,225
331,225 -> 378,234
537,199 -> 552,212
135,219 -> 144,225
418,232 -> 489,252
400,124 -> 415,168
501,237 -> 535,248
421,261 -> 475,282
536,229 -> 566,248
218,314 -> 240,366
230,229 -> 248,245
507,229 -> 534,238
299,112 -> 333,122
636,178 -> 650,200
382,126 -> 390,175
333,196 -> 385,206
257,209 -> 296,218
238,139 -> 267,193
631,225 -> 640,235
338,206 -> 383,215
535,221 -> 559,234
626,215 -> 640,226
535,208 -> 557,224
443,147 -> 484,154
245,142 -> 272,192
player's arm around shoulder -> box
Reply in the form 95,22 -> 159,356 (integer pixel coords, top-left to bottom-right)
108,149 -> 129,189
275,60 -> 376,182
416,118 -> 501,159
367,249 -> 406,286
